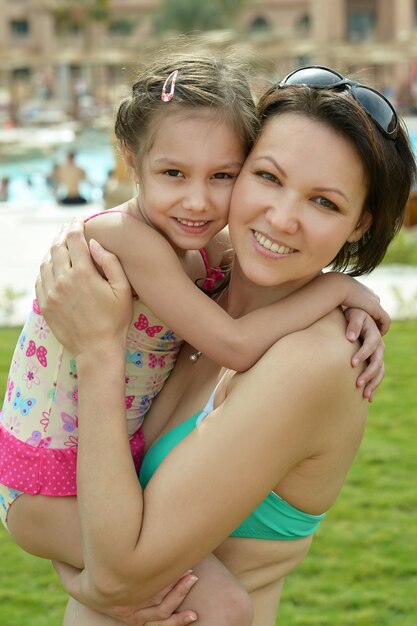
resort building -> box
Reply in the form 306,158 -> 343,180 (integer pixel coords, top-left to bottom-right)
1,0 -> 417,122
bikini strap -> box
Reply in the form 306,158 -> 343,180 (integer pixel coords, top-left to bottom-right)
199,248 -> 225,291
196,369 -> 230,425
84,209 -> 142,224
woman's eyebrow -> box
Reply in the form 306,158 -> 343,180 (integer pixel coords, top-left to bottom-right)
253,155 -> 286,177
313,186 -> 348,201
253,155 -> 348,201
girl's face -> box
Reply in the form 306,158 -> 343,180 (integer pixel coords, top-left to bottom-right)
228,112 -> 372,292
136,108 -> 245,253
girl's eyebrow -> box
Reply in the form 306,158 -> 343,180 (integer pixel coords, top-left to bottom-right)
253,156 -> 348,200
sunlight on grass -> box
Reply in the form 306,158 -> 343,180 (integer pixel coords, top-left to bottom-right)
1,323 -> 416,625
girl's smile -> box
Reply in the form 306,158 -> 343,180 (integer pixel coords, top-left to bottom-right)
137,109 -> 245,252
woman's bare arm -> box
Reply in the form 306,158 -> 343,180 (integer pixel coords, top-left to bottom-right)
36,227 -> 367,607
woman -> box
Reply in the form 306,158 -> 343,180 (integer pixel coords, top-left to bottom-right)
36,67 -> 415,625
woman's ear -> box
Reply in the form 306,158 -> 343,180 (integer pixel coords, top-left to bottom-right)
121,145 -> 139,183
348,210 -> 373,243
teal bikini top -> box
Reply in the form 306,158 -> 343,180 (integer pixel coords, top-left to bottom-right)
139,378 -> 326,541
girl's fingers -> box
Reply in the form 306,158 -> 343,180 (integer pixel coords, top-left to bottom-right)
356,343 -> 385,399
345,308 -> 366,342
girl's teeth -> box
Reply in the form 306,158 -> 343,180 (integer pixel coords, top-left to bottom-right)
177,219 -> 207,227
254,231 -> 294,254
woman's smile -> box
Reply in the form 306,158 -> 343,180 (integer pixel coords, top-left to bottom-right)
229,112 -> 370,290
252,230 -> 298,256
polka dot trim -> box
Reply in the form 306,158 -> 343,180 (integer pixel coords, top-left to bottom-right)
0,424 -> 145,496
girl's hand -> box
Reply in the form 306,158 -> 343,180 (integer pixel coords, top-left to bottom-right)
344,308 -> 386,402
35,219 -> 133,357
335,274 -> 391,336
53,561 -> 198,625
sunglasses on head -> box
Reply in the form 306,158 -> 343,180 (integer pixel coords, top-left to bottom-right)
278,65 -> 398,140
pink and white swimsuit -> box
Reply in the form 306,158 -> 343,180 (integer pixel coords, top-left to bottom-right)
0,211 -> 223,501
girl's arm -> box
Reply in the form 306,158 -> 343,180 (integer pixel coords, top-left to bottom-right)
36,227 -> 366,607
85,215 -> 387,376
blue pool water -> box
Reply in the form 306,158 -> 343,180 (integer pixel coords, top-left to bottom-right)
2,127 -> 417,206
0,127 -> 115,204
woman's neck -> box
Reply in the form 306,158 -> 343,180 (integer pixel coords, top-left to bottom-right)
225,259 -> 321,318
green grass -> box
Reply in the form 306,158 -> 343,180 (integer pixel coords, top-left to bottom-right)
1,323 -> 417,625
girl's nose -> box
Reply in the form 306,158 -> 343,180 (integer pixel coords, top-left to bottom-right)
182,182 -> 209,213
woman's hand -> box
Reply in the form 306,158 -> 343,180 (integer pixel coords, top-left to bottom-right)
53,561 -> 198,625
35,219 -> 133,357
344,308 -> 386,402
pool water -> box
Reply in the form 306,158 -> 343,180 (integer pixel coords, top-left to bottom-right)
0,127 -> 115,204
2,128 -> 417,206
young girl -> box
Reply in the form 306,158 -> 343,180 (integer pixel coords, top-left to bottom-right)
1,53 -> 387,625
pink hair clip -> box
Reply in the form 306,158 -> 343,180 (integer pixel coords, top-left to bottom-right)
161,70 -> 179,102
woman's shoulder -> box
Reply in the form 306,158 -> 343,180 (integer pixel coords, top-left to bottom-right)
270,309 -> 355,373
228,309 -> 361,420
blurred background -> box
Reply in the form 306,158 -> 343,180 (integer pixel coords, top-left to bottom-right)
0,0 -> 416,325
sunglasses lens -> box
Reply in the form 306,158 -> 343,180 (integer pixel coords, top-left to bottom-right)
283,67 -> 343,88
353,86 -> 397,134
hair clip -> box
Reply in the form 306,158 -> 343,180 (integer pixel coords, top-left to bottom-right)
161,70 -> 179,102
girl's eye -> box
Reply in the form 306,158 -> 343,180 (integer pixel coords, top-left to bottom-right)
212,172 -> 234,180
256,171 -> 280,184
313,196 -> 339,211
163,169 -> 183,177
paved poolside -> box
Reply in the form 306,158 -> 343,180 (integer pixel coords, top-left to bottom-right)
0,201 -> 416,326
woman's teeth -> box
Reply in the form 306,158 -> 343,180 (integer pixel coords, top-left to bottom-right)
177,218 -> 208,227
254,231 -> 295,254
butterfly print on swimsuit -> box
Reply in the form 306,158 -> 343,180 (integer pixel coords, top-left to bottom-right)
148,354 -> 167,369
133,314 -> 163,337
12,387 -> 36,416
126,350 -> 143,368
61,412 -> 78,433
26,430 -> 52,448
125,395 -> 135,410
26,340 -> 48,368
69,360 -> 78,379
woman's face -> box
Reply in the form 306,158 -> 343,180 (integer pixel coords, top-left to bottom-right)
228,112 -> 372,291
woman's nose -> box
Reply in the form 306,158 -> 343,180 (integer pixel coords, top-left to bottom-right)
265,197 -> 299,234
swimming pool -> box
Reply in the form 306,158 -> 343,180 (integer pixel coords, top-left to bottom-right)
2,126 -> 417,206
0,127 -> 115,204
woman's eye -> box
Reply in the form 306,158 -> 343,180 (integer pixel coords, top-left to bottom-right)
313,196 -> 339,211
163,169 -> 183,177
256,171 -> 280,184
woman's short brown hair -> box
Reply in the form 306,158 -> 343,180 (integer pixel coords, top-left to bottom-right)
257,83 -> 416,276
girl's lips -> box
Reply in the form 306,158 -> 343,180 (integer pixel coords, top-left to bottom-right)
253,230 -> 297,255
